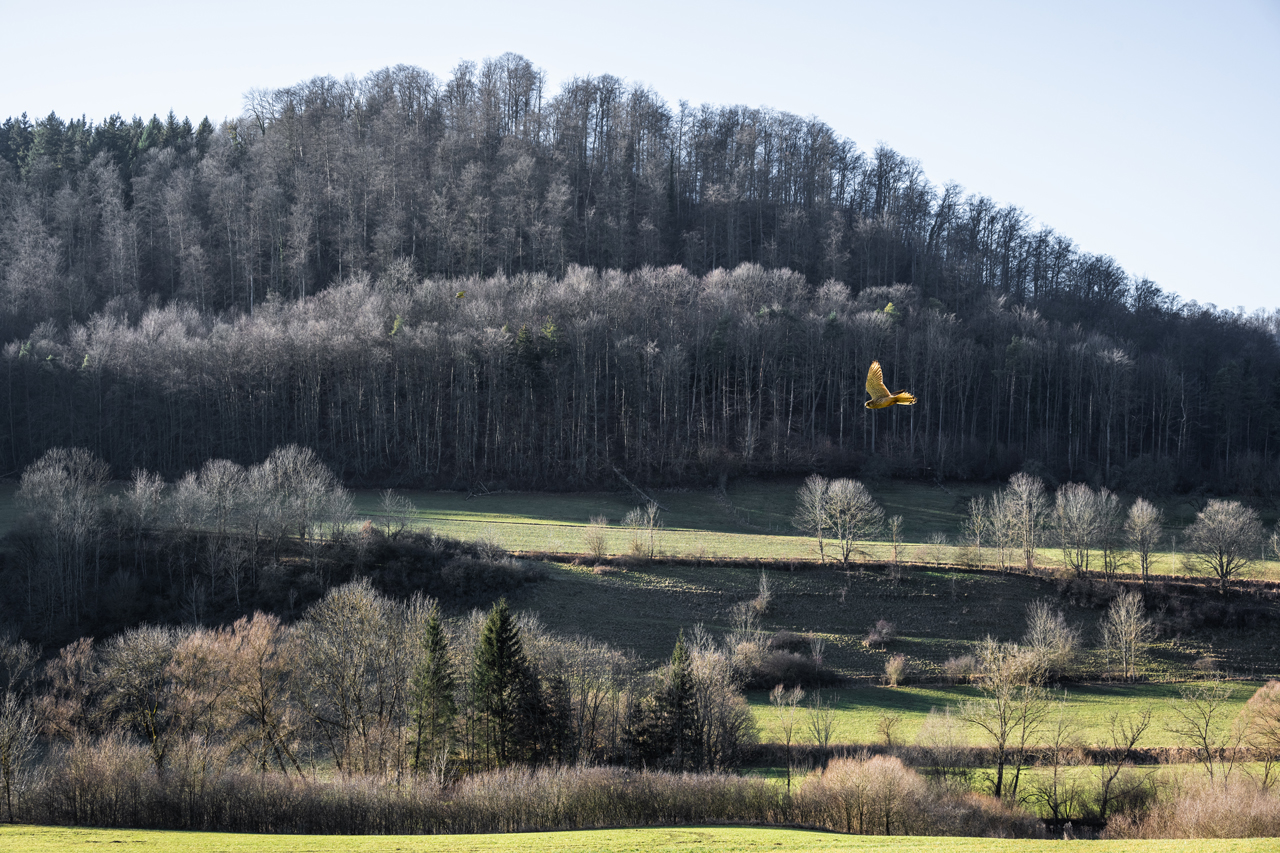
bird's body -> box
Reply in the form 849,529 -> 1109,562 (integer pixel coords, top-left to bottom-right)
865,361 -> 916,409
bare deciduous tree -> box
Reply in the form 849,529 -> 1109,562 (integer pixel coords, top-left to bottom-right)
15,447 -> 110,621
99,625 -> 182,770
925,531 -> 949,569
1024,698 -> 1084,824
1053,482 -> 1101,576
1125,497 -> 1164,584
378,489 -> 418,539
1100,589 -> 1156,682
1166,680 -> 1247,784
220,612 -> 304,775
1021,600 -> 1080,683
1185,499 -> 1266,592
1005,473 -> 1048,573
297,579 -> 426,775
582,514 -> 609,560
770,683 -> 804,792
913,706 -> 971,792
959,637 -> 1051,800
1095,488 -> 1124,577
0,691 -> 37,823
962,496 -> 990,566
988,491 -> 1019,571
792,473 -> 830,562
1094,709 -> 1153,821
826,478 -> 884,567
623,501 -> 661,560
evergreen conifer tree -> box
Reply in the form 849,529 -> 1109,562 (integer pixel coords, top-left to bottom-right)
409,611 -> 456,773
472,598 -> 528,768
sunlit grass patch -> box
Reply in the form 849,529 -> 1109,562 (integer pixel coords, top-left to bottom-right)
2,824 -> 1275,852
748,682 -> 1262,749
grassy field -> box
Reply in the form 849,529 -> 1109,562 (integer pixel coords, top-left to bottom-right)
1,825 -> 1274,852
1,476 -> 1276,581
2,475 -> 1276,683
347,478 -> 1280,583
748,682 -> 1261,748
2,480 -> 1279,845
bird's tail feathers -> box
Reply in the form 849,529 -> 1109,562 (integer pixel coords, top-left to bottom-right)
892,392 -> 917,405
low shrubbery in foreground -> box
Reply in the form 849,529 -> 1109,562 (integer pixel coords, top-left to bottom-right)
1105,777 -> 1280,839
14,740 -> 1039,838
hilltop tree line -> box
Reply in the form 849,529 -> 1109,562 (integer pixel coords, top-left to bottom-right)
1,55 -> 1278,489
1,52 -> 1191,325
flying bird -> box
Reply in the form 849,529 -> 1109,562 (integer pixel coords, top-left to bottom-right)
456,290 -> 466,298
865,361 -> 916,409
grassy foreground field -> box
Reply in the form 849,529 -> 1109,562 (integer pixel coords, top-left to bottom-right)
1,825 -> 1273,852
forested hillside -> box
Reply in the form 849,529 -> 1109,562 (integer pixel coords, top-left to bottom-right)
2,54 -> 1277,490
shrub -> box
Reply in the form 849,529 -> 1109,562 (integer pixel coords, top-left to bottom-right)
583,515 -> 609,560
1104,777 -> 1280,839
793,755 -> 1041,838
943,654 -> 978,685
751,572 -> 774,616
863,619 -> 896,648
794,754 -> 930,835
474,526 -> 508,561
437,556 -> 546,604
767,630 -> 808,653
747,651 -> 834,690
1192,656 -> 1221,678
884,653 -> 909,687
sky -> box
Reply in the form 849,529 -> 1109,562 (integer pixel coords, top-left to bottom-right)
5,0 -> 1278,314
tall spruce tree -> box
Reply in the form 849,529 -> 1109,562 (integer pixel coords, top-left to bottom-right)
659,631 -> 699,770
409,611 -> 456,774
471,598 -> 529,769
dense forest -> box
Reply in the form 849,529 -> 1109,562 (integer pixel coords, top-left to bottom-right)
1,54 -> 1278,490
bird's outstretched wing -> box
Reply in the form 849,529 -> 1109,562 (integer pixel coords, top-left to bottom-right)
866,361 -> 891,399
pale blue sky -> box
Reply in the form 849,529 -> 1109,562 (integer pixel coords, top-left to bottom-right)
6,0 -> 1278,313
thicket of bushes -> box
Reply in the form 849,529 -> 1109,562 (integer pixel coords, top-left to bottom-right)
15,742 -> 1042,838
1104,778 -> 1280,839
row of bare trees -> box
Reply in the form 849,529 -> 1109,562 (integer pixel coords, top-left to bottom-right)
961,473 -> 1275,589
4,56 -> 1232,332
11,445 -> 351,624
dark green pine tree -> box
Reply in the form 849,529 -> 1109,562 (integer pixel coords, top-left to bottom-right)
627,631 -> 701,770
472,598 -> 529,769
409,611 -> 456,774
661,630 -> 700,770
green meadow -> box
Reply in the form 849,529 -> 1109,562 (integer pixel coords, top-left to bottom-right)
1,476 -> 1276,582
748,682 -> 1261,747
345,478 -> 1280,582
2,477 -> 1279,847
1,825 -> 1273,853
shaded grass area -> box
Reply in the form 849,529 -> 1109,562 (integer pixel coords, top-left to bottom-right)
1,825 -> 1273,852
748,683 -> 1261,748
516,557 -> 1280,682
